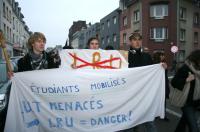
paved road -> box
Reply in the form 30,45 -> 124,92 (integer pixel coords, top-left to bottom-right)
136,99 -> 200,132
134,100 -> 181,132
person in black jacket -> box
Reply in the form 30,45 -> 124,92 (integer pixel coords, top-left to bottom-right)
17,32 -> 59,72
171,50 -> 200,132
122,32 -> 157,132
128,34 -> 153,68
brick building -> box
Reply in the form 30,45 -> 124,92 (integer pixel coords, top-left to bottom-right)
119,0 -> 200,66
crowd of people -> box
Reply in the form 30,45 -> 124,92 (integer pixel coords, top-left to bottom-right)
0,30 -> 200,132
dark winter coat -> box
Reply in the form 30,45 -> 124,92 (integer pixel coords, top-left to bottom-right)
171,64 -> 196,106
128,48 -> 153,68
17,52 -> 59,72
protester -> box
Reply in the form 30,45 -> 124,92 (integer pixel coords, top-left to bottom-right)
120,32 -> 157,132
153,51 -> 170,121
128,33 -> 153,68
86,37 -> 100,49
71,37 -> 100,69
17,32 -> 60,72
171,50 -> 200,132
123,32 -> 168,132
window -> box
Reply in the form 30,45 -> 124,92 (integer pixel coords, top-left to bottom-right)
180,29 -> 186,41
123,16 -> 127,26
113,34 -> 117,42
101,23 -> 104,30
107,20 -> 110,28
113,16 -> 117,24
123,33 -> 127,44
13,17 -> 15,29
9,10 -> 11,23
107,36 -> 110,44
7,26 -> 9,41
101,38 -> 104,45
194,13 -> 199,25
6,7 -> 8,21
134,10 -> 140,22
10,28 -> 11,42
122,0 -> 127,10
4,24 -> 6,39
194,32 -> 198,44
3,3 -> 6,18
16,35 -> 18,43
150,27 -> 168,41
180,7 -> 186,20
178,50 -> 185,62
13,33 -> 15,43
16,21 -> 18,32
150,4 -> 168,19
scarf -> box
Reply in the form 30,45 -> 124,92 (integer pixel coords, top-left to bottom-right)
29,51 -> 48,70
129,47 -> 142,55
185,60 -> 200,100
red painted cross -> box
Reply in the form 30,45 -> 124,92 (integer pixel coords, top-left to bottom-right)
69,52 -> 122,69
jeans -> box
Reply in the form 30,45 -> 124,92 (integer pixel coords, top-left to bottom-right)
175,105 -> 199,132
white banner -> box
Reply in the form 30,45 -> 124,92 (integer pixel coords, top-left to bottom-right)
60,49 -> 128,69
5,64 -> 165,132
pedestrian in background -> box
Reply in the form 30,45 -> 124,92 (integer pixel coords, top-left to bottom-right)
171,50 -> 200,132
17,32 -> 60,72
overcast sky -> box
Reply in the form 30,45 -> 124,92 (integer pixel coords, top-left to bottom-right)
17,0 -> 119,48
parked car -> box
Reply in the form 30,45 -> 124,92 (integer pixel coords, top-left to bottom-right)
0,56 -> 22,131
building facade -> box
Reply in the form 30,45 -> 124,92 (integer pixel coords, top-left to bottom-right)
100,9 -> 121,49
0,0 -> 31,59
84,23 -> 100,48
68,21 -> 87,47
177,0 -> 200,63
119,0 -> 200,66
70,22 -> 100,49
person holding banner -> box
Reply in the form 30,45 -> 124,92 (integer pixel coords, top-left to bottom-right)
171,50 -> 200,132
124,32 -> 157,132
17,32 -> 60,72
71,37 -> 100,69
128,32 -> 153,68
86,37 -> 100,49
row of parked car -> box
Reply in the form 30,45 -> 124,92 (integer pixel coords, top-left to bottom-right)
0,56 -> 22,131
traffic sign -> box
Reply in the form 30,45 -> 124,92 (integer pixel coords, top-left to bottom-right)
171,46 -> 178,53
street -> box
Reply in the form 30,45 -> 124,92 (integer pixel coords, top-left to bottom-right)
135,99 -> 200,132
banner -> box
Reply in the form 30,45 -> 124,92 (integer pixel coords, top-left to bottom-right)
5,64 -> 165,132
60,49 -> 128,69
